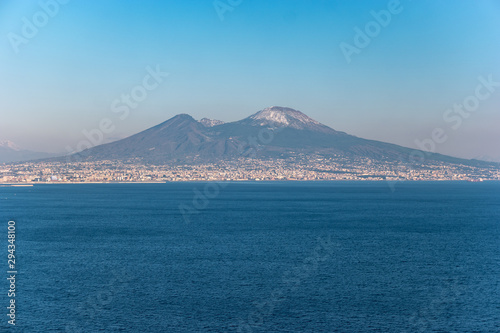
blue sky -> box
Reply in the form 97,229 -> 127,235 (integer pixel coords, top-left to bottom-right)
1,0 -> 499,160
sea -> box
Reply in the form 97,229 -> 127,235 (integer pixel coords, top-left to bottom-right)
0,181 -> 499,332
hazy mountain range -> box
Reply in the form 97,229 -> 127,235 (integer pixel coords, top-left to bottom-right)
1,107 -> 498,167
0,140 -> 57,163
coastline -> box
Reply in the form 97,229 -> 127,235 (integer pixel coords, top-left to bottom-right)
0,179 -> 498,186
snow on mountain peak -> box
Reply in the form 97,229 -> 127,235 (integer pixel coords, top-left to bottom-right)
249,106 -> 321,128
199,118 -> 225,127
0,140 -> 21,151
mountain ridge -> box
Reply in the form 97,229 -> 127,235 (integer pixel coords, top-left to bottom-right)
54,106 -> 497,169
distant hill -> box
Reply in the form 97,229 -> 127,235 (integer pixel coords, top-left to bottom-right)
199,118 -> 225,127
0,140 -> 56,163
52,106 -> 497,169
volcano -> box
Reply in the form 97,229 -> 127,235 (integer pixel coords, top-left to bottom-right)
60,106 -> 492,167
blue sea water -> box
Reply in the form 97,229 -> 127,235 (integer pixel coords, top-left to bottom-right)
0,181 -> 499,332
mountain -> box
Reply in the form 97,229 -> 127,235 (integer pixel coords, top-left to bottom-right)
199,118 -> 225,127
60,106 -> 495,167
67,114 -> 241,162
0,140 -> 20,150
0,140 -> 57,163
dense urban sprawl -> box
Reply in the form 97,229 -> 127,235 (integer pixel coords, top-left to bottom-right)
1,156 -> 498,183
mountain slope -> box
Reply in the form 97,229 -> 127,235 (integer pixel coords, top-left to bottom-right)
69,114 -> 242,162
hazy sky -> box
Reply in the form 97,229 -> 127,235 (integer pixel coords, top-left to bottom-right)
1,0 -> 499,160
